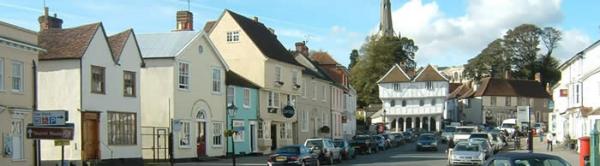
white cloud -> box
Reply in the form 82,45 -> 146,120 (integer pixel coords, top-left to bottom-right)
554,29 -> 592,60
390,0 -> 569,66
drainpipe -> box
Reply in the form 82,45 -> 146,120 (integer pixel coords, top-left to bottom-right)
33,60 -> 40,166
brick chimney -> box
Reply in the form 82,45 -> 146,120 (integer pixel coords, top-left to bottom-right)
295,41 -> 309,56
38,7 -> 63,31
175,10 -> 193,31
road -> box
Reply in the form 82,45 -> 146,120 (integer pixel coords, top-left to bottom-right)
175,141 -> 450,166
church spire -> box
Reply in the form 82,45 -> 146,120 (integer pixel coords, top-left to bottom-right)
379,0 -> 395,37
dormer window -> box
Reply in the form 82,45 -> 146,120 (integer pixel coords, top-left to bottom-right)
226,31 -> 240,42
393,83 -> 400,91
426,81 -> 433,90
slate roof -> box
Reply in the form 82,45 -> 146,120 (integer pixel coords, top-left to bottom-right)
225,10 -> 302,66
414,65 -> 448,82
473,77 -> 551,98
136,31 -> 198,58
107,29 -> 132,61
226,70 -> 260,89
38,22 -> 101,60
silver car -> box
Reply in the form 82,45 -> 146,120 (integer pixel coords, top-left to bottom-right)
304,138 -> 342,164
448,142 -> 486,166
469,138 -> 494,159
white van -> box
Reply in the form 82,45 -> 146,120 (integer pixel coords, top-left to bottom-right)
500,119 -> 516,134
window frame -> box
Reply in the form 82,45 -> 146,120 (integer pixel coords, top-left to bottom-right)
402,100 -> 407,107
91,65 -> 105,94
178,62 -> 190,90
107,112 -> 137,145
292,70 -> 298,85
212,68 -> 222,93
243,88 -> 251,108
419,99 -> 425,106
505,97 -> 511,106
275,66 -> 282,82
390,99 -> 396,107
226,31 -> 240,42
11,60 -> 24,93
179,121 -> 191,147
491,96 -> 497,106
123,71 -> 136,97
431,98 -> 436,106
232,120 -> 244,142
212,122 -> 223,147
227,86 -> 235,106
393,83 -> 400,91
268,91 -> 280,108
426,81 -> 433,90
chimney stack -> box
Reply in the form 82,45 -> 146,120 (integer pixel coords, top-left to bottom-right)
534,72 -> 541,82
253,16 -> 259,22
175,10 -> 193,31
504,70 -> 512,80
38,7 -> 63,31
295,41 -> 309,56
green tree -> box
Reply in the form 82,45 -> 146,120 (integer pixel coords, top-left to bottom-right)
503,24 -> 541,79
350,35 -> 418,107
463,39 -> 511,81
538,27 -> 562,86
348,49 -> 359,70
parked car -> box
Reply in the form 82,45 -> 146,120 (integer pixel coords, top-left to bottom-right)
351,135 -> 378,154
448,141 -> 486,166
453,126 -> 478,142
441,126 -> 456,143
483,152 -> 571,166
469,138 -> 494,159
267,145 -> 320,166
416,133 -> 438,151
372,135 -> 388,151
500,119 -> 517,135
304,138 -> 342,164
489,133 -> 505,152
403,132 -> 415,142
469,132 -> 494,144
390,132 -> 405,146
333,139 -> 356,160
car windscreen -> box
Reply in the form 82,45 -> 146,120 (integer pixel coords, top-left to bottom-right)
276,147 -> 300,154
454,144 -> 479,151
456,128 -> 474,133
470,134 -> 487,139
333,141 -> 344,147
419,135 -> 435,140
355,136 -> 370,140
514,158 -> 569,166
306,140 -> 323,148
444,127 -> 456,132
501,123 -> 515,128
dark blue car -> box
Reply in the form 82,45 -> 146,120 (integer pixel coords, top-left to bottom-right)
268,145 -> 320,166
483,152 -> 571,166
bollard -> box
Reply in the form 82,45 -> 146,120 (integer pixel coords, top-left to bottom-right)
591,129 -> 599,166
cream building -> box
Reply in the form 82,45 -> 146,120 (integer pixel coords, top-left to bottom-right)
37,9 -> 144,165
292,42 -> 333,143
0,20 -> 43,166
137,10 -> 229,160
206,10 -> 304,153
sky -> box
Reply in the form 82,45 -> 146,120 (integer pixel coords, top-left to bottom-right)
1,0 -> 598,68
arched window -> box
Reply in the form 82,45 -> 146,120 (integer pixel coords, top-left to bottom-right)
196,111 -> 206,120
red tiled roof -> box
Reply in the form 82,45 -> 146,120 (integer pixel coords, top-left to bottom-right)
311,52 -> 338,65
107,29 -> 132,62
38,23 -> 101,60
378,64 -> 411,83
414,65 -> 447,82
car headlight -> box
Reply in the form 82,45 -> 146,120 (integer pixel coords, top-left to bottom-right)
432,142 -> 437,146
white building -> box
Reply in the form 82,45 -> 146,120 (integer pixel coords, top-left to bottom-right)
374,64 -> 449,132
551,40 -> 600,143
137,10 -> 229,160
37,11 -> 144,165
344,86 -> 358,139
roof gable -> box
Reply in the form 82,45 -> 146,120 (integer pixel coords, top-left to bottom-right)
107,29 -> 131,62
38,22 -> 101,60
377,64 -> 411,83
224,10 -> 302,67
137,31 -> 198,58
414,65 -> 448,82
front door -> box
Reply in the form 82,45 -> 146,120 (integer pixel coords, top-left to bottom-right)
270,124 -> 277,150
82,112 -> 100,160
250,124 -> 256,152
197,122 -> 206,157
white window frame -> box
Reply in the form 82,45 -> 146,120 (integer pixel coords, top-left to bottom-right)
243,88 -> 251,108
302,79 -> 307,98
212,122 -> 224,147
11,60 -> 23,93
312,81 -> 317,100
232,120 -> 244,142
178,62 -> 190,90
268,91 -> 280,108
393,83 -> 400,91
226,31 -> 240,42
8,112 -> 25,161
426,81 -> 433,90
321,85 -> 326,102
301,110 -> 309,132
227,86 -> 235,106
292,70 -> 298,85
275,66 -> 282,82
0,58 -> 4,91
179,121 -> 191,147
491,96 -> 497,106
212,68 -> 222,93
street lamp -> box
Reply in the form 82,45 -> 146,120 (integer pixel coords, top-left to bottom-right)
227,103 -> 238,166
383,109 -> 387,133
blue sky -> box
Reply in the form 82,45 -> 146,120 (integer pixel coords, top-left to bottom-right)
1,0 -> 598,67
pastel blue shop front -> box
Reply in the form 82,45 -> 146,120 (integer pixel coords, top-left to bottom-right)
226,71 -> 260,155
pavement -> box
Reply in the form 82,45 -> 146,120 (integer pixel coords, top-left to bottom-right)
501,136 -> 580,165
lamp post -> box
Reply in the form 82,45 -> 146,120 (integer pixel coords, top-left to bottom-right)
227,103 -> 238,166
383,109 -> 387,133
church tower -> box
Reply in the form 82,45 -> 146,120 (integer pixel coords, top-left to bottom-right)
378,0 -> 395,37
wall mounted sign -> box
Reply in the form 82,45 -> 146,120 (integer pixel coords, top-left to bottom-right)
282,105 -> 295,118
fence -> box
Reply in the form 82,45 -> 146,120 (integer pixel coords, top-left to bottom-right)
141,126 -> 170,162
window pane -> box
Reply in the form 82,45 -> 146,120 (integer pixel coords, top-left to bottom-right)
108,112 -> 137,145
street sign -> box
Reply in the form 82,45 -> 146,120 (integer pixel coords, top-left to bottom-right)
548,100 -> 555,110
54,140 -> 70,146
282,105 -> 295,118
26,124 -> 74,140
33,110 -> 68,126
